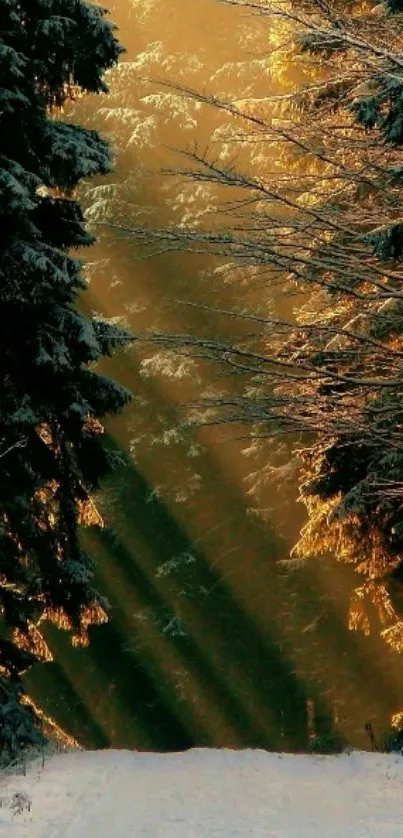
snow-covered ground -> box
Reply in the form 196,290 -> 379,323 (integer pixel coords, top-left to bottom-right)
1,748 -> 403,837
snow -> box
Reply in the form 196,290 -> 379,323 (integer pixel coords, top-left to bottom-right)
1,748 -> 403,837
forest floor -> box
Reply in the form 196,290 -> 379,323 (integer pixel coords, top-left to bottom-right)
0,747 -> 402,837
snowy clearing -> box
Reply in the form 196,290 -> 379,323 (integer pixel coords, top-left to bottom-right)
1,748 -> 403,837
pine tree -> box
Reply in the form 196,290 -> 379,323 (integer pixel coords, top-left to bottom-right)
0,0 -> 131,758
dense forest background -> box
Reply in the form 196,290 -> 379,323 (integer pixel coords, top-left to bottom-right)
126,0 -> 403,656
3,0 -> 403,758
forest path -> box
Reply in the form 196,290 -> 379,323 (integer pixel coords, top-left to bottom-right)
1,748 -> 403,837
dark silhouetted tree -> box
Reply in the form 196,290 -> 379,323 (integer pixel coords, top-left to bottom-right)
0,0 -> 131,759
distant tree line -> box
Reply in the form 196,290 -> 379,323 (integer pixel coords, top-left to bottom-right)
125,0 -> 403,657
